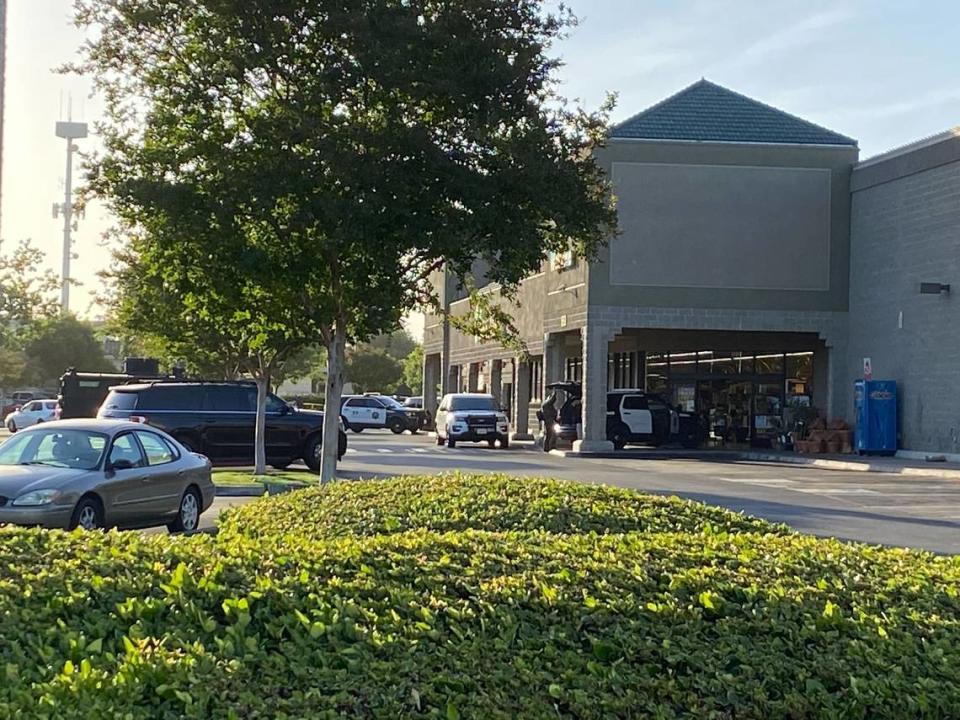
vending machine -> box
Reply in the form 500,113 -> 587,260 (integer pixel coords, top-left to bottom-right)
853,380 -> 898,455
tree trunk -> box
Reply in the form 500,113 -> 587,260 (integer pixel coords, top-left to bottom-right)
254,373 -> 269,476
320,326 -> 346,484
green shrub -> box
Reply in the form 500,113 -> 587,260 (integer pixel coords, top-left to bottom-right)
2,474 -> 960,718
217,473 -> 783,541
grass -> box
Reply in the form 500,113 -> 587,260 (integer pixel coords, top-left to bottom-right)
211,469 -> 317,486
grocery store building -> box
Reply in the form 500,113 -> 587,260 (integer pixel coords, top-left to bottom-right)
423,80 -> 960,455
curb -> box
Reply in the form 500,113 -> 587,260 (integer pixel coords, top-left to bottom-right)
549,449 -> 960,480
215,482 -> 308,497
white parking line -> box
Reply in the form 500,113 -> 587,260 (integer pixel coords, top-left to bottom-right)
717,477 -> 795,484
791,488 -> 880,495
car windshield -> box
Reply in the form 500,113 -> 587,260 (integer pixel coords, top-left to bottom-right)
450,396 -> 496,412
0,429 -> 108,470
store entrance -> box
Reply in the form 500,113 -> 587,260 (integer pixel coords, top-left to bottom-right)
670,375 -> 787,448
698,379 -> 752,446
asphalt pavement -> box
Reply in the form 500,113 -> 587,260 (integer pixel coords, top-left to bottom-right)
335,430 -> 960,554
7,424 -> 960,552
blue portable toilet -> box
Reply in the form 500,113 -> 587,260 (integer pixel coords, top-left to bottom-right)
854,380 -> 897,455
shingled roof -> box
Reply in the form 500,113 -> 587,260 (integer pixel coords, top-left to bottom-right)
611,79 -> 857,147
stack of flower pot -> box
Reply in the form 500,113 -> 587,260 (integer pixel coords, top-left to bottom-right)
827,418 -> 853,454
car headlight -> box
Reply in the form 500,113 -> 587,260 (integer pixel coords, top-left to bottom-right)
12,489 -> 62,507
496,413 -> 508,423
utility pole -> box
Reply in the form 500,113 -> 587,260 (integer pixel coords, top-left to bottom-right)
53,115 -> 87,313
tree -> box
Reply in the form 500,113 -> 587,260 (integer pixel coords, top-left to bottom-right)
72,0 -> 618,483
345,348 -> 403,394
401,345 -> 424,395
21,315 -> 114,387
366,330 -> 418,363
0,240 -> 59,347
272,345 -> 327,394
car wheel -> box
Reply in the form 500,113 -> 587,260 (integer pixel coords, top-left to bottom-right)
608,424 -> 629,451
447,438 -> 457,448
388,417 -> 405,434
6,420 -> 15,433
351,427 -> 364,434
410,427 -> 419,435
168,487 -> 202,533
303,434 -> 322,472
435,434 -> 445,446
501,438 -> 510,450
69,497 -> 104,531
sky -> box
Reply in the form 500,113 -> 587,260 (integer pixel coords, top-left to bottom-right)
2,0 -> 960,329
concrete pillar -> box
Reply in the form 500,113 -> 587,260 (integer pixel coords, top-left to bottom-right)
440,317 -> 452,397
490,359 -> 503,408
467,362 -> 480,392
512,358 -> 533,440
446,365 -> 460,395
423,353 -> 439,421
825,338 -> 849,422
573,325 -> 615,453
544,333 -> 566,385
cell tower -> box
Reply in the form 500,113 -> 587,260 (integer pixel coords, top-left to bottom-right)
53,105 -> 88,313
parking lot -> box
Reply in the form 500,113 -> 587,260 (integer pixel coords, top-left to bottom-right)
5,426 -> 960,553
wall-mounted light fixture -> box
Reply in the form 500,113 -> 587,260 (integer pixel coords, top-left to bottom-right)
919,282 -> 951,295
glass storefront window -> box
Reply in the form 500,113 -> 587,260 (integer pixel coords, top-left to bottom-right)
786,352 -> 813,393
755,352 -> 784,375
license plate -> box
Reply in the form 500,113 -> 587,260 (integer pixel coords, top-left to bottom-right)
475,428 -> 489,434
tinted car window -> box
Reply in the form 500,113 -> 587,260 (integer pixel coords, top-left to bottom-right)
136,431 -> 176,465
140,386 -> 202,411
606,395 -> 621,413
44,401 -> 58,410
22,401 -> 38,412
203,386 -> 250,412
449,396 -> 496,412
102,391 -> 138,412
266,394 -> 287,413
623,395 -> 648,410
109,433 -> 146,468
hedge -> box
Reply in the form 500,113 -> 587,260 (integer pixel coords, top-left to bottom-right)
1,474 -> 959,719
217,474 -> 783,541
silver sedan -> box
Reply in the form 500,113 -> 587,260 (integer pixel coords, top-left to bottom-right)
0,419 -> 214,532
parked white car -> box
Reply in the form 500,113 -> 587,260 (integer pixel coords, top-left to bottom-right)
435,393 -> 510,449
5,399 -> 59,432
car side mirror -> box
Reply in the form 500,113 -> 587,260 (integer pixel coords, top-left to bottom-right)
109,458 -> 135,471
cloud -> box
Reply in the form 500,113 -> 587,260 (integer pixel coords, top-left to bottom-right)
727,7 -> 855,69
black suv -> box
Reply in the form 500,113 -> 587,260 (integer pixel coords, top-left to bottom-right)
98,382 -> 347,470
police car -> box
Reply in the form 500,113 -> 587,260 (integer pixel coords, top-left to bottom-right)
340,395 -> 421,434
549,382 -> 700,450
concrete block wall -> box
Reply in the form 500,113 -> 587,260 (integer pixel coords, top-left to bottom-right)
847,135 -> 960,453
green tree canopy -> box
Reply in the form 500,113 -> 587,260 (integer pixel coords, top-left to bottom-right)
72,0 -> 618,481
401,344 -> 424,395
21,316 -> 114,387
345,348 -> 403,395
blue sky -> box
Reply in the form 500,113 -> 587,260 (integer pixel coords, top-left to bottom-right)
3,0 -> 959,318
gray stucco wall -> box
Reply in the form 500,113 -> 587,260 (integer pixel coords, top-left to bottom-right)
847,134 -> 960,453
591,139 -> 858,311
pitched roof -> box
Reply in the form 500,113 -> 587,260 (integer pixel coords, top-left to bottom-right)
611,79 -> 857,147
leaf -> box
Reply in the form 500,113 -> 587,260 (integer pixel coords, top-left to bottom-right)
549,684 -> 563,699
446,702 -> 460,720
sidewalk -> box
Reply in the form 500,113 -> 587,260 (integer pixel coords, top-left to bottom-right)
550,446 -> 960,480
